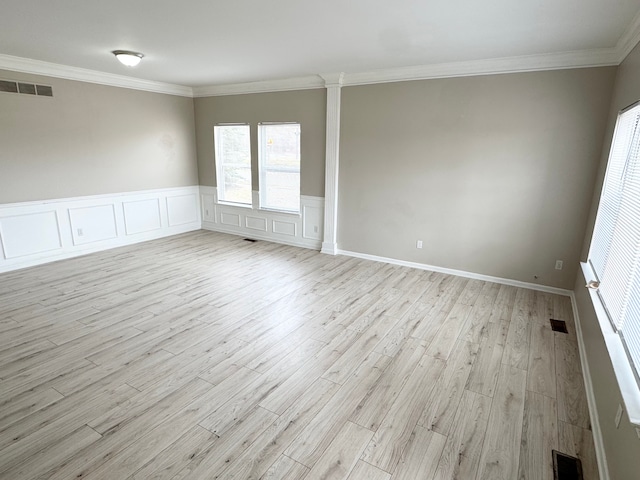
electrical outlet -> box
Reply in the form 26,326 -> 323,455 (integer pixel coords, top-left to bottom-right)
205,209 -> 209,216
77,228 -> 83,237
636,427 -> 640,439
615,404 -> 624,428
555,260 -> 563,270
416,240 -> 423,249
314,226 -> 318,233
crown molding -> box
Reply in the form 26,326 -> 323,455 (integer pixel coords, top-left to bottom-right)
616,10 -> 640,63
342,48 -> 619,86
192,48 -> 621,97
3,15 -> 640,99
192,75 -> 324,97
0,54 -> 193,97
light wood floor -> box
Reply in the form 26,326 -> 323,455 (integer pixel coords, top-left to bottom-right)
0,231 -> 598,480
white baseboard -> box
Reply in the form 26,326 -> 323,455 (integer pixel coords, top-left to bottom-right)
337,248 -> 573,296
321,242 -> 338,255
0,186 -> 201,273
199,186 -> 323,250
570,291 -> 610,480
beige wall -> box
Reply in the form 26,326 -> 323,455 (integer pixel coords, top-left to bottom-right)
0,70 -> 198,204
573,42 -> 640,480
194,89 -> 326,197
338,68 -> 616,289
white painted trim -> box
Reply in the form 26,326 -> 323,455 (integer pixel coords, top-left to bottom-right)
0,53 -> 193,97
616,10 -> 640,63
321,243 -> 338,255
579,264 -> 640,426
1,19 -> 638,98
569,288 -> 611,480
0,46 -> 633,99
342,49 -> 618,87
0,185 -> 200,209
199,186 -> 323,250
320,75 -> 343,256
192,75 -> 325,97
337,248 -> 572,296
202,221 -> 318,250
193,49 -> 620,97
0,186 -> 201,273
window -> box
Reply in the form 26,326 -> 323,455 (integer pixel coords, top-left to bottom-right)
258,123 -> 301,212
588,101 -> 640,385
214,124 -> 252,205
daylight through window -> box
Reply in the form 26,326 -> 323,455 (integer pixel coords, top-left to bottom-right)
588,101 -> 640,385
258,123 -> 301,213
214,124 -> 252,205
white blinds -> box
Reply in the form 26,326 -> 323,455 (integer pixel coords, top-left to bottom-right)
589,102 -> 640,380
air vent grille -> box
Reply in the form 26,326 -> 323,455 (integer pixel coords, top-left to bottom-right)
36,85 -> 53,96
18,82 -> 36,95
0,79 -> 53,97
550,319 -> 568,334
0,80 -> 18,93
553,450 -> 583,479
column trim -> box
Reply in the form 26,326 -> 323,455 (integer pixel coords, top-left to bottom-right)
320,72 -> 344,255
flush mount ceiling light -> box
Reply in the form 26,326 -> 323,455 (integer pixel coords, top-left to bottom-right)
112,50 -> 144,67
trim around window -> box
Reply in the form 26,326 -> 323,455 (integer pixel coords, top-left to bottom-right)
581,262 -> 640,425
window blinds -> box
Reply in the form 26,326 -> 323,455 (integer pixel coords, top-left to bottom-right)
589,102 -> 640,380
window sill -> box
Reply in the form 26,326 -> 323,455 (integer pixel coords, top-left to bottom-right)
257,207 -> 301,217
217,200 -> 252,209
581,262 -> 640,426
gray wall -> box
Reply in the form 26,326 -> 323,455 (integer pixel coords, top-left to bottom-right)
0,70 -> 198,204
573,43 -> 640,480
194,89 -> 326,197
338,68 -> 616,290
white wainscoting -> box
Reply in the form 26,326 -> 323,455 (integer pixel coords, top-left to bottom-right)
200,186 -> 324,250
0,186 -> 201,273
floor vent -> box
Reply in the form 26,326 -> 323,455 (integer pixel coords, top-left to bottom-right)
243,238 -> 257,243
550,319 -> 568,333
553,450 -> 583,480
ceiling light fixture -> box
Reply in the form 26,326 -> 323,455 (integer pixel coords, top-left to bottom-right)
112,50 -> 144,67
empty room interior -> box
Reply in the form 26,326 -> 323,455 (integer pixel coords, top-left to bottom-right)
2,1 -> 640,479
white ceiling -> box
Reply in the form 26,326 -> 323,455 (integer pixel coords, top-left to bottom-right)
1,0 -> 640,89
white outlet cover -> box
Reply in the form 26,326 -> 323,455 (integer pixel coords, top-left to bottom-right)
555,260 -> 563,270
636,427 -> 640,439
416,240 -> 423,249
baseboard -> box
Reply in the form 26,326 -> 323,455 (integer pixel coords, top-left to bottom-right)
199,186 -> 323,251
202,221 -> 321,250
321,242 -> 338,255
337,248 -> 573,296
0,186 -> 201,273
569,291 -> 610,480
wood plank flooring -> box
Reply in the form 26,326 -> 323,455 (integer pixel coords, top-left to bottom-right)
0,231 -> 599,479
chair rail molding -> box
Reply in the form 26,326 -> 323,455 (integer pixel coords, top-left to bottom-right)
200,186 -> 324,250
0,186 -> 201,273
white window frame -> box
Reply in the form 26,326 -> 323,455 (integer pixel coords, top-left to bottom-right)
214,124 -> 252,207
258,122 -> 301,214
585,100 -> 640,425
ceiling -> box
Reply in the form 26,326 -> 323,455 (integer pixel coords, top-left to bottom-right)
1,0 -> 640,90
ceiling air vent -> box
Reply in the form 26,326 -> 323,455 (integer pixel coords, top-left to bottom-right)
0,79 -> 53,97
